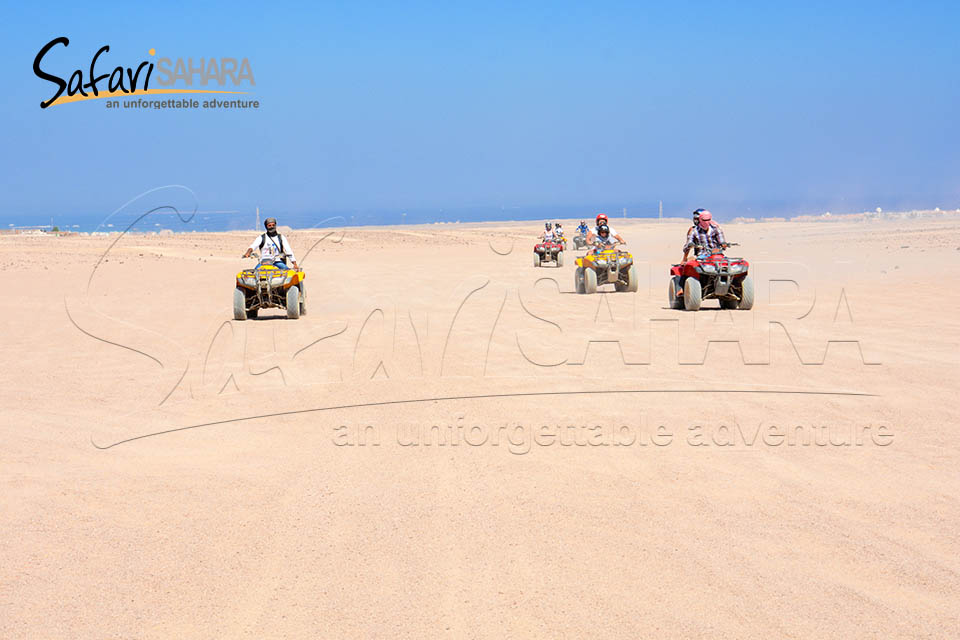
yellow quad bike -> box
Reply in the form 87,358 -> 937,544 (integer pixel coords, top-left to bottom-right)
574,245 -> 638,294
234,260 -> 306,320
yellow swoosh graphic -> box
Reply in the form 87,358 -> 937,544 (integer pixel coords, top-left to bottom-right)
49,88 -> 250,107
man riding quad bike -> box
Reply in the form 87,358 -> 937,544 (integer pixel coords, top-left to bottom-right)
586,213 -> 625,246
554,223 -> 567,248
574,224 -> 638,293
573,220 -> 589,249
670,212 -> 753,310
535,222 -> 564,267
234,217 -> 307,319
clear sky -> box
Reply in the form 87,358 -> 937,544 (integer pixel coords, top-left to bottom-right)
1,0 -> 957,222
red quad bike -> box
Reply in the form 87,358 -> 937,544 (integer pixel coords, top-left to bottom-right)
534,240 -> 564,267
668,243 -> 755,311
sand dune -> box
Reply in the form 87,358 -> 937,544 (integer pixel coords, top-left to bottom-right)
2,217 -> 958,638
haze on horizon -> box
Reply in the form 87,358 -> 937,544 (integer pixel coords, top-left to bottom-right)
1,0 -> 957,221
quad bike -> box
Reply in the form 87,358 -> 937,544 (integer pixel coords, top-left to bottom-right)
556,234 -> 568,250
573,232 -> 587,250
234,255 -> 306,320
668,243 -> 754,311
574,244 -> 638,293
534,240 -> 564,267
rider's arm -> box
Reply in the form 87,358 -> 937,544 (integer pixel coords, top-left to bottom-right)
284,238 -> 298,269
613,234 -> 625,244
243,236 -> 259,258
682,229 -> 696,261
715,226 -> 726,246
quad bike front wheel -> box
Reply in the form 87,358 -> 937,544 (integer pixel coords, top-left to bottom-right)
286,285 -> 301,319
625,265 -> 638,292
556,251 -> 564,267
299,281 -> 307,316
233,287 -> 247,321
574,267 -> 585,293
683,277 -> 702,311
738,275 -> 755,310
533,253 -> 541,267
668,276 -> 683,309
583,268 -> 598,294
615,265 -> 639,292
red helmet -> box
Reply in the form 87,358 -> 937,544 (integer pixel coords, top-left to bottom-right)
596,213 -> 608,225
698,210 -> 713,229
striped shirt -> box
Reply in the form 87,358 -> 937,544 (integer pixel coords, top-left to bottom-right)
684,224 -> 726,252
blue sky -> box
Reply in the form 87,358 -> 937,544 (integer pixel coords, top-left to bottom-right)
1,0 -> 957,223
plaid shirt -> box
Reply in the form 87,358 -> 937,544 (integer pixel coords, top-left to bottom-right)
683,224 -> 726,252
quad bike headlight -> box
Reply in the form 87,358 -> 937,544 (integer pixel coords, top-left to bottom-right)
242,275 -> 256,287
700,264 -> 717,274
728,264 -> 745,274
596,258 -> 607,267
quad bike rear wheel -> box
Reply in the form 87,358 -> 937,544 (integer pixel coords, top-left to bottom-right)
583,268 -> 598,294
286,285 -> 301,319
233,287 -> 247,321
668,276 -> 683,309
299,281 -> 307,316
738,275 -> 755,310
683,277 -> 702,311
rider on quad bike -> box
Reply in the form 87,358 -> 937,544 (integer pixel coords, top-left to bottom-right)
587,213 -> 625,246
573,219 -> 590,249
670,212 -> 752,310
590,224 -> 621,252
554,222 -> 567,248
682,210 -> 725,263
235,217 -> 305,320
540,222 -> 557,241
574,223 -> 637,293
686,209 -> 723,243
243,217 -> 299,270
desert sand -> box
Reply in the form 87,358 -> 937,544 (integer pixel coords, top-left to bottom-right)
2,217 -> 959,638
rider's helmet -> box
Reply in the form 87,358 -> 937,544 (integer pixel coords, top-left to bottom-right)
545,222 -> 552,230
698,210 -> 713,230
580,220 -> 586,225
596,213 -> 608,225
597,224 -> 610,238
692,208 -> 706,224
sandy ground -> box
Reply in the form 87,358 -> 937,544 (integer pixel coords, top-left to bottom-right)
2,217 -> 959,638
